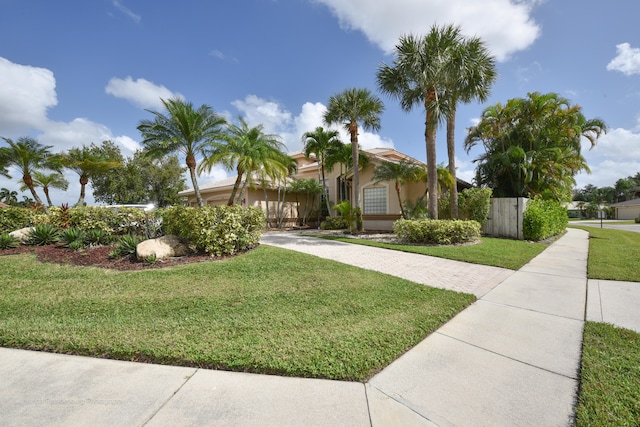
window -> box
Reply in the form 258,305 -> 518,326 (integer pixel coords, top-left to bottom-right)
363,187 -> 387,214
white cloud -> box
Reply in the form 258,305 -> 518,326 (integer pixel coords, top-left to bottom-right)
112,0 -> 141,23
576,126 -> 640,188
230,95 -> 394,153
105,76 -> 181,110
607,43 -> 640,76
0,57 -> 57,134
313,0 -> 540,61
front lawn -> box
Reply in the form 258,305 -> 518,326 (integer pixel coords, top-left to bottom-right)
314,235 -> 546,270
569,226 -> 640,281
0,245 -> 474,381
575,322 -> 640,426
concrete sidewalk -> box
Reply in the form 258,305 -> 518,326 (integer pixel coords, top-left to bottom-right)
1,228 -> 638,426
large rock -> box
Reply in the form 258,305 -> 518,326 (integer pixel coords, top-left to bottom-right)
136,235 -> 193,261
10,227 -> 33,244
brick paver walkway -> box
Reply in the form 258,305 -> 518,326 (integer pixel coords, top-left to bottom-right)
261,232 -> 515,297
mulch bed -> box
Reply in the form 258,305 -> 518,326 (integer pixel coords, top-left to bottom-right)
0,244 -> 225,271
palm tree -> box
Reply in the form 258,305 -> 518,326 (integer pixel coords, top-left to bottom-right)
444,36 -> 497,218
302,127 -> 342,215
0,187 -> 18,204
20,171 -> 69,207
325,142 -> 371,202
0,137 -> 60,213
324,88 -> 384,230
372,159 -> 422,219
137,97 -> 227,207
465,92 -> 607,201
64,146 -> 121,206
199,117 -> 292,206
377,24 -> 467,219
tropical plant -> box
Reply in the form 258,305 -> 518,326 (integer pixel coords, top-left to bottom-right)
324,88 -> 384,231
324,142 -> 371,202
0,137 -> 62,214
84,228 -> 111,246
0,232 -> 20,249
111,234 -> 141,258
0,188 -> 18,204
26,223 -> 60,246
465,92 -> 607,201
137,97 -> 227,207
302,127 -> 343,215
59,227 -> 85,248
289,178 -> 323,226
64,145 -> 121,207
372,159 -> 422,219
200,117 -> 292,206
334,200 -> 360,233
377,24 -> 469,219
20,170 -> 69,207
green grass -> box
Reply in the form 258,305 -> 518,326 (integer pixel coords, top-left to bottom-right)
314,235 -> 546,270
570,226 -> 640,281
575,322 -> 640,426
0,245 -> 474,381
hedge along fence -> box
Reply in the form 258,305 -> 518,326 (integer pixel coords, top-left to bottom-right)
162,205 -> 266,257
393,219 -> 481,245
522,197 -> 568,241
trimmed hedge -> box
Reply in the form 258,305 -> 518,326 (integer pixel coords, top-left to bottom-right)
46,206 -> 150,235
320,216 -> 349,230
523,197 -> 568,241
393,219 -> 481,245
162,205 -> 265,257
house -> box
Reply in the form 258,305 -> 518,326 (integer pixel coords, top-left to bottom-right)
179,148 -> 470,230
610,198 -> 640,220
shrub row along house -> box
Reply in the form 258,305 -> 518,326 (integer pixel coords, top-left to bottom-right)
179,147 -> 471,230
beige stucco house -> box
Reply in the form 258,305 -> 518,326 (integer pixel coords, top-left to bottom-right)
179,147 -> 465,230
610,198 -> 640,220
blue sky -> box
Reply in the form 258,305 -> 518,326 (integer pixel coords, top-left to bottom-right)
1,0 -> 639,205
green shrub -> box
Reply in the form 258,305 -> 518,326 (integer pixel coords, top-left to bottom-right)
162,205 -> 265,257
26,224 -> 60,246
635,217 -> 640,224
523,197 -> 568,241
320,216 -> 349,230
0,207 -> 36,233
459,187 -> 493,226
0,232 -> 21,249
110,234 -> 141,258
59,227 -> 85,248
393,219 -> 481,245
84,228 -> 111,246
48,206 -> 148,236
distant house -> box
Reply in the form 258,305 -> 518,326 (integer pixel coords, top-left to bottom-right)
179,147 -> 471,230
610,198 -> 640,220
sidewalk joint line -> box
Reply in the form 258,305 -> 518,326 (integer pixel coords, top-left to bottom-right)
435,332 -> 580,380
141,368 -> 198,426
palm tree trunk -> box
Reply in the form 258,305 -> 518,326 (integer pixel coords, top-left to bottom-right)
447,110 -> 459,219
320,161 -> 331,216
349,121 -> 363,231
185,154 -> 204,207
228,169 -> 243,205
76,175 -> 89,207
425,106 -> 438,220
43,187 -> 53,207
24,174 -> 49,214
395,182 -> 406,219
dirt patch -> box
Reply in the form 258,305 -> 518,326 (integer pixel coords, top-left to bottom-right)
0,244 -> 238,271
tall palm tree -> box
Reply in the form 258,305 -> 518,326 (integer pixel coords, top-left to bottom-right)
302,127 -> 342,215
324,88 -> 384,230
199,117 -> 292,206
325,142 -> 371,202
20,171 -> 69,207
377,24 -> 467,219
0,137 -> 60,213
444,36 -> 497,218
137,97 -> 227,207
372,159 -> 422,219
64,146 -> 121,206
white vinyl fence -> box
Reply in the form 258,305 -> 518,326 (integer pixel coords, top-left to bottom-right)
482,197 -> 528,240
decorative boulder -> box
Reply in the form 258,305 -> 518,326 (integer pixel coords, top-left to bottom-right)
136,235 -> 192,261
10,227 -> 33,244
